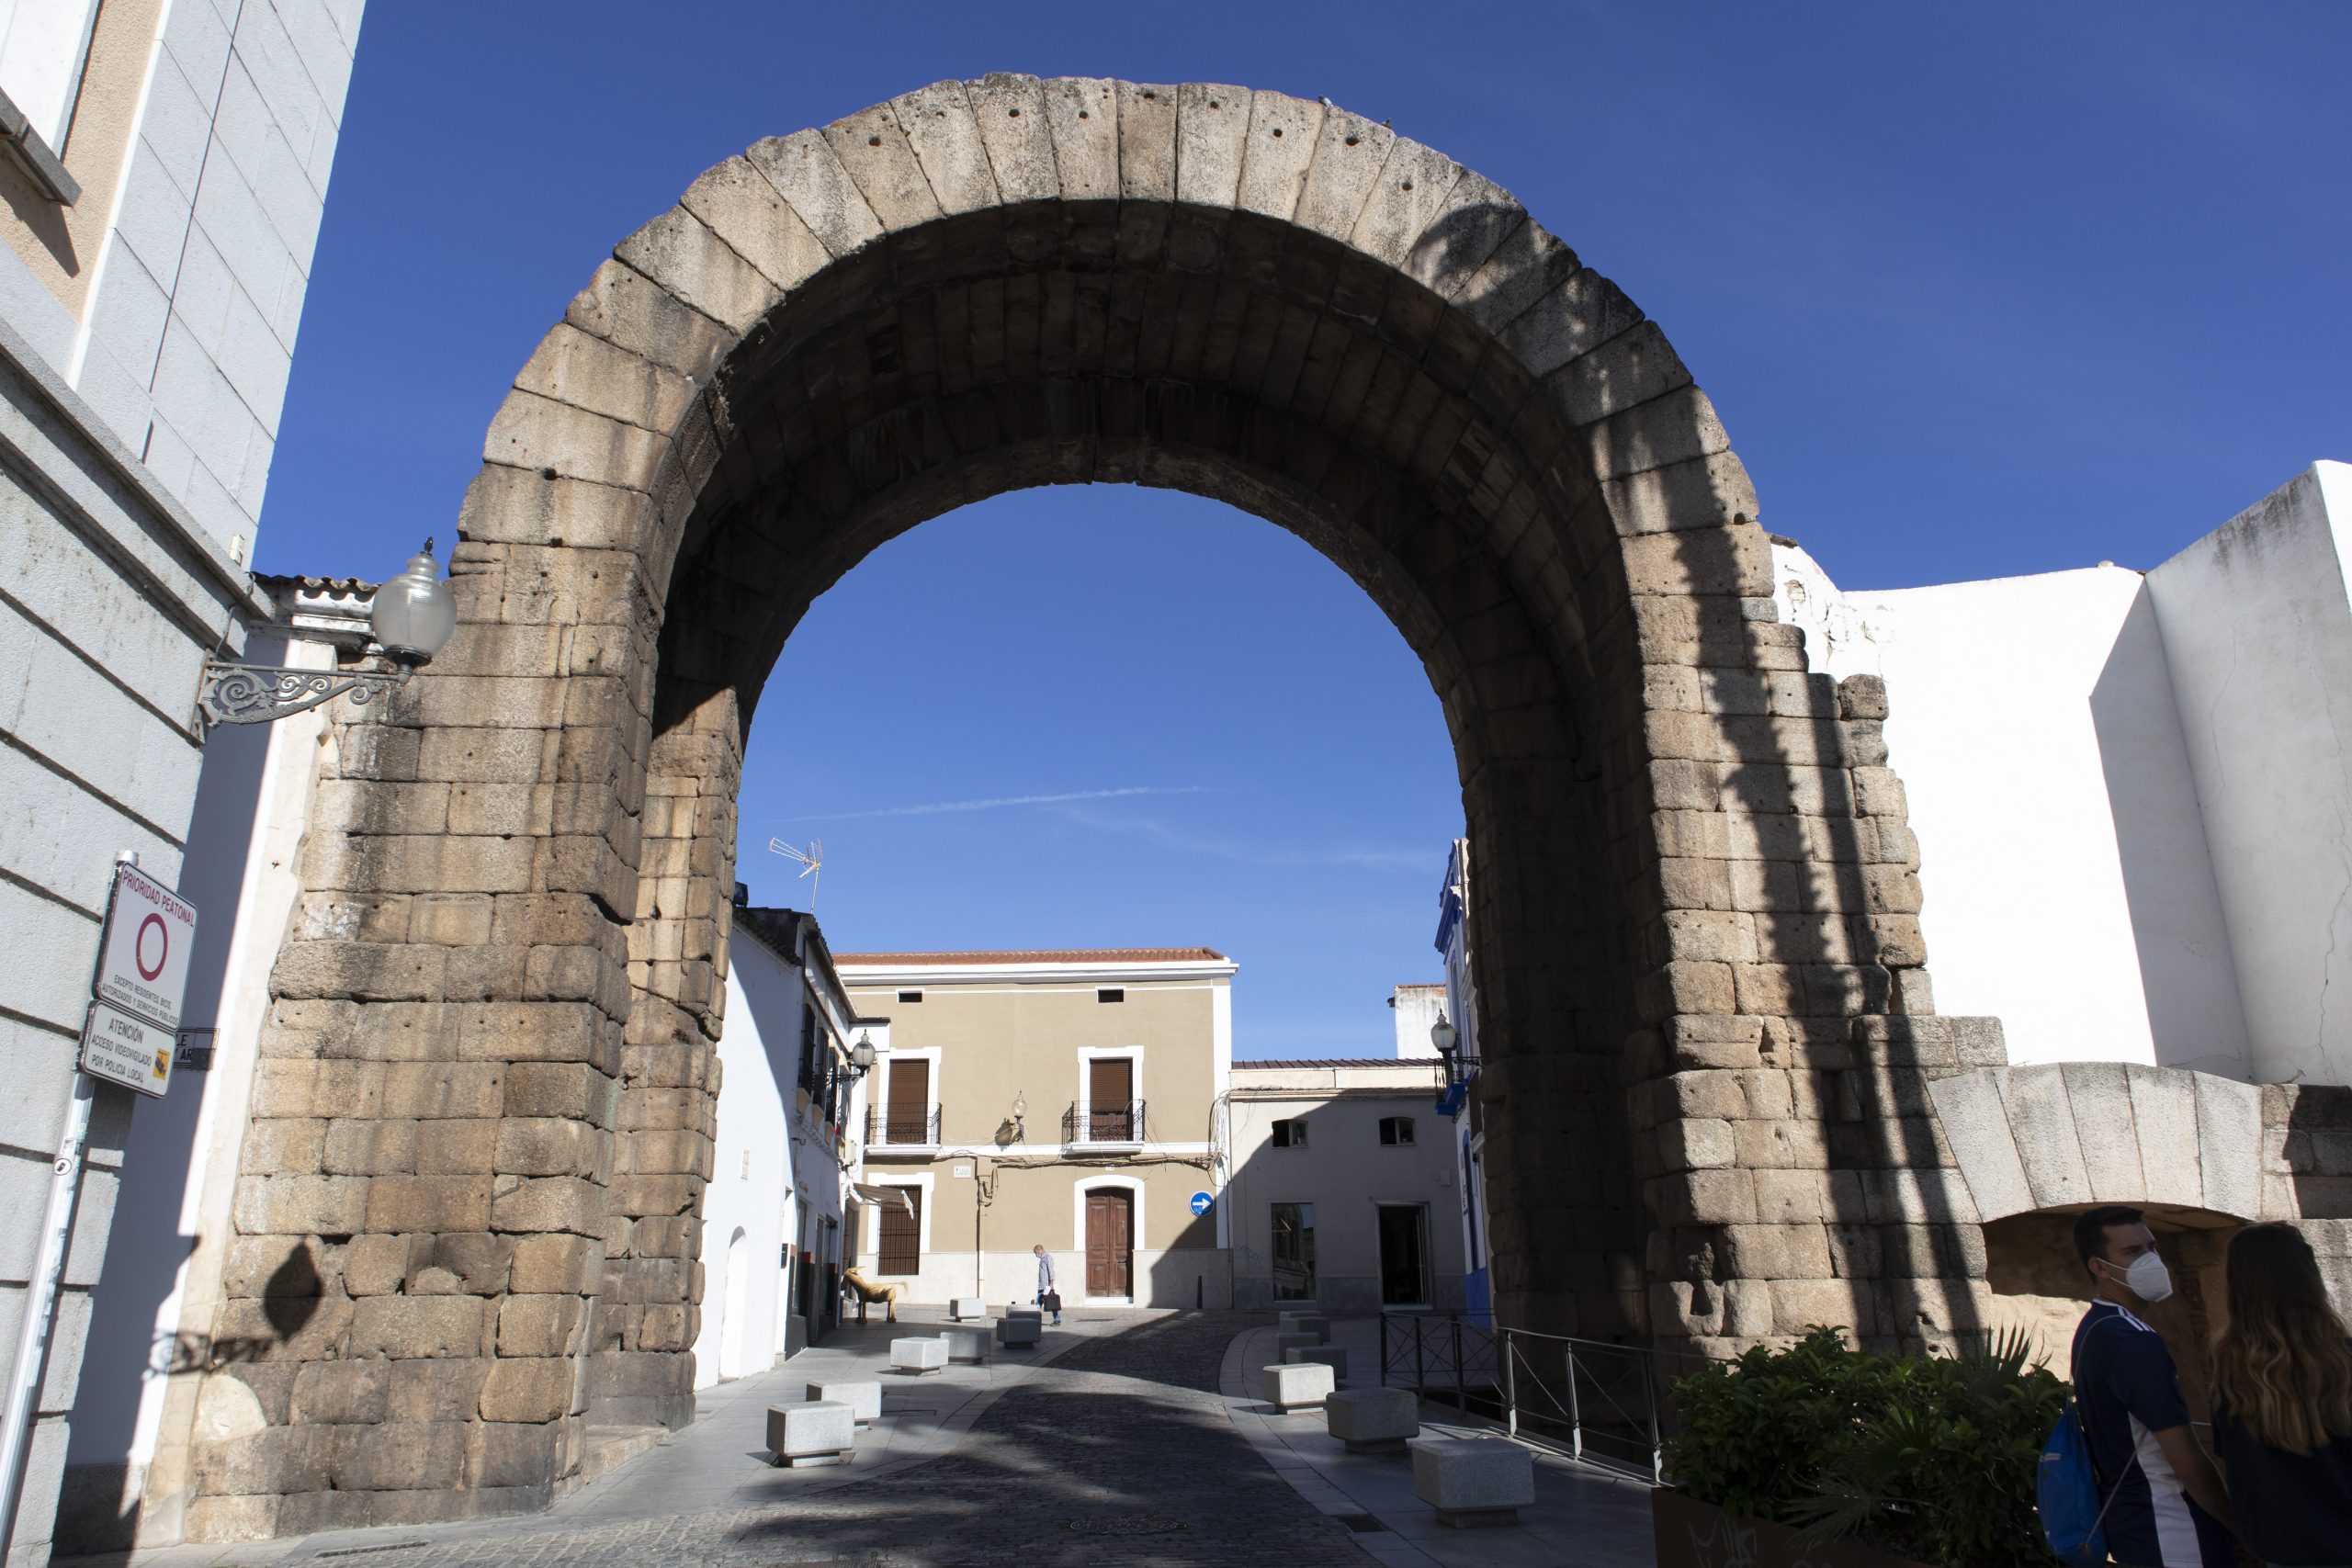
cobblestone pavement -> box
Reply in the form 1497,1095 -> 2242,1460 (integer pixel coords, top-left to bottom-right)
243,1314 -> 1379,1568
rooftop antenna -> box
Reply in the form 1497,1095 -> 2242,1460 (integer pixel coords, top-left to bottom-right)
765,837 -> 822,908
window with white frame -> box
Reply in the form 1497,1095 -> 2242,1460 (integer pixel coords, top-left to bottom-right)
1271,1117 -> 1307,1149
0,1 -> 100,151
1378,1115 -> 1415,1146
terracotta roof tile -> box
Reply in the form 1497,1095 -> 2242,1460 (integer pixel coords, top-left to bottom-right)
833,947 -> 1228,966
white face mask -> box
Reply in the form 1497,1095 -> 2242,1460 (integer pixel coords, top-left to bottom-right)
2104,1251 -> 2174,1304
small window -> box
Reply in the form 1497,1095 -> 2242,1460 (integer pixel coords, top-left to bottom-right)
1379,1116 -> 1415,1146
1271,1118 -> 1307,1149
1096,987 -> 1124,1003
897,989 -> 922,1003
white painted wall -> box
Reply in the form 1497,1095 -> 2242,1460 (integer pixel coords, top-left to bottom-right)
2147,463 -> 2352,1086
1390,984 -> 1444,1059
1771,460 -> 2352,1086
689,963 -> 788,1389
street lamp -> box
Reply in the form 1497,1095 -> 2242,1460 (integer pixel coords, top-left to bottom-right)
198,540 -> 457,728
849,1034 -> 877,1076
1012,1092 -> 1027,1143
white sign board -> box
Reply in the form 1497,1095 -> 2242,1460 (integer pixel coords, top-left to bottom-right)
95,863 -> 197,1031
953,1163 -> 974,1179
80,1001 -> 174,1098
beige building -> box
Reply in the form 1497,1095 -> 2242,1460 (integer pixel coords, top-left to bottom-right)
1226,1059 -> 1469,1313
836,949 -> 1234,1309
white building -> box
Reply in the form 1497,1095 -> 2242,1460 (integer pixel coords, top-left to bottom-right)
694,904 -> 868,1384
0,8 -> 361,1562
1776,461 -> 2352,1088
1226,1057 -> 1466,1312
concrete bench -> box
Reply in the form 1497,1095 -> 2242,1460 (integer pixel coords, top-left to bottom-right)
1410,1436 -> 1534,1527
1283,1314 -> 1331,1345
950,1296 -> 987,1320
996,1314 -> 1043,1348
1259,1360 -> 1335,1414
939,1325 -> 991,1364
890,1337 -> 948,1375
766,1400 -> 854,1467
1283,1344 -> 1348,1380
1325,1387 -> 1418,1453
805,1379 -> 880,1427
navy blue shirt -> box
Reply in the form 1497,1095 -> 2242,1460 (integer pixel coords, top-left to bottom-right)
2211,1382 -> 2352,1567
2073,1303 -> 2233,1567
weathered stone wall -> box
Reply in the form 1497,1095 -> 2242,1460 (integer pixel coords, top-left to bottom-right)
178,75 -> 1992,1538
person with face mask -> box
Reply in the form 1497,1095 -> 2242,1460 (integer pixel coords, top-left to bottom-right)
2071,1205 -> 2235,1566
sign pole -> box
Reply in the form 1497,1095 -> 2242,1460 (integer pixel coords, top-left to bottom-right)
0,1064 -> 96,1556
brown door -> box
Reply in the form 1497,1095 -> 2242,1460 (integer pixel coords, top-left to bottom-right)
876,1187 -> 921,1275
886,1058 -> 929,1144
1088,1056 -> 1133,1141
1084,1189 -> 1132,1297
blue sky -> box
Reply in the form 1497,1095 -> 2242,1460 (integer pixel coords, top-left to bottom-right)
258,2 -> 2350,1055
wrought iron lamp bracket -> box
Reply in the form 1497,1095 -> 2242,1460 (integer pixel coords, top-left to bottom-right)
197,655 -> 414,729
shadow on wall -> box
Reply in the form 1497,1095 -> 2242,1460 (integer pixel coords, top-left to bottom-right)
2088,586 -> 2256,1077
1981,1205 -> 2237,1416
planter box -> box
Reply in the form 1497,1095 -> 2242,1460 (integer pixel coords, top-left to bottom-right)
1651,1489 -> 1930,1568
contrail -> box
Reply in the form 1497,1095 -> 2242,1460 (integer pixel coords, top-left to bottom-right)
791,786 -> 1210,822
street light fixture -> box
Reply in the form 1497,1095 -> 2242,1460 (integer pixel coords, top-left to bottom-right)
849,1034 -> 877,1076
198,540 -> 457,728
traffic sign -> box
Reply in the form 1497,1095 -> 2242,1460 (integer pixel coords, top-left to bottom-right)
95,863 -> 197,1031
1189,1190 -> 1214,1217
80,1001 -> 174,1098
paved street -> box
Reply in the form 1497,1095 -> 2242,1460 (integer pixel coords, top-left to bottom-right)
65,1312 -> 1655,1568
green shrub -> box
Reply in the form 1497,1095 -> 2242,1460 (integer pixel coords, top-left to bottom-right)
1662,1325 -> 2068,1568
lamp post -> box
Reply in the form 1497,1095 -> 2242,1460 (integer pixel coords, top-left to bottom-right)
198,540 -> 457,728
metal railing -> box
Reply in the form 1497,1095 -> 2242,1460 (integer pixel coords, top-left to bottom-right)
1379,1313 -> 1714,1483
864,1105 -> 942,1146
1061,1098 -> 1147,1145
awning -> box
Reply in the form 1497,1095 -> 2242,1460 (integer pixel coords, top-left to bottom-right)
851,1182 -> 915,1214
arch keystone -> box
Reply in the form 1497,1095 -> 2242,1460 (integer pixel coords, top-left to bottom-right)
1237,89 -> 1322,220
965,73 -> 1057,203
1295,104 -> 1396,242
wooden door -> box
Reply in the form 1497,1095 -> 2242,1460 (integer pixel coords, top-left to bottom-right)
876,1187 -> 921,1275
1084,1189 -> 1133,1297
1088,1056 -> 1133,1141
885,1058 -> 929,1144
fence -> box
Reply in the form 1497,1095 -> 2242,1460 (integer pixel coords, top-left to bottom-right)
1377,1313 -> 1716,1483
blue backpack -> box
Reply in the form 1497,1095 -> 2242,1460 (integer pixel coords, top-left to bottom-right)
2039,1396 -> 2127,1564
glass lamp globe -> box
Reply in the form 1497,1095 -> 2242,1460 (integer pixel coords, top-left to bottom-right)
1430,1016 -> 1458,1055
371,539 -> 458,664
1013,1093 -> 1027,1119
850,1035 -> 876,1071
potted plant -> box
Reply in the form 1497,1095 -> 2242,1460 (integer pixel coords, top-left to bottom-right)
1654,1325 -> 2067,1568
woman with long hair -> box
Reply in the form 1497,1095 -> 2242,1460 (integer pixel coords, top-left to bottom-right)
2211,1223 -> 2352,1567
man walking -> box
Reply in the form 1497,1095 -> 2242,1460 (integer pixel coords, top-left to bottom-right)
1034,1242 -> 1061,1325
2071,1206 -> 2234,1566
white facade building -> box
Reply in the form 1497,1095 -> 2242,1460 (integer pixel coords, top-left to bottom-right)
1775,461 -> 2352,1088
1,8 -> 360,1562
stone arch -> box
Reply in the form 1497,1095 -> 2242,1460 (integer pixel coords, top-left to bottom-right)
198,77 -> 1985,1538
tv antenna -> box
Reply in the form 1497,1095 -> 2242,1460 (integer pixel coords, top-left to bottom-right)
765,837 -> 822,908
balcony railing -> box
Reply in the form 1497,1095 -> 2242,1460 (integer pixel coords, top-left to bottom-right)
1062,1098 -> 1147,1145
865,1105 -> 942,1146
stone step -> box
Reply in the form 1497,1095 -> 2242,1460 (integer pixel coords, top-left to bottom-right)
576,1424 -> 667,1488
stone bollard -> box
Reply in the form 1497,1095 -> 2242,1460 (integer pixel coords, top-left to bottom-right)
997,1314 -> 1043,1348
1259,1360 -> 1336,1414
1283,1344 -> 1348,1381
766,1400 -> 855,1467
939,1325 -> 992,1364
1409,1436 -> 1535,1527
1325,1387 -> 1418,1453
806,1379 -> 882,1427
950,1296 -> 987,1320
891,1337 -> 949,1375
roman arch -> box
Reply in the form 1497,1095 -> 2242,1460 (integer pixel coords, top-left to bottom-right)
169,77 -> 2003,1536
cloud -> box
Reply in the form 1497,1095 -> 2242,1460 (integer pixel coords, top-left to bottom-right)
1048,803 -> 1436,874
787,785 -> 1211,822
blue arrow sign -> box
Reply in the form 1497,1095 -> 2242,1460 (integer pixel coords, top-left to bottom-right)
1189,1190 -> 1214,1216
